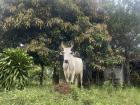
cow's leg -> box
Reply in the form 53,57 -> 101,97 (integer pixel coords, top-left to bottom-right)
70,72 -> 75,84
67,73 -> 70,83
80,72 -> 83,88
64,71 -> 69,83
74,75 -> 78,86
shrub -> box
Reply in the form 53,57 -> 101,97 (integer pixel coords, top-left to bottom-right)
130,71 -> 140,86
29,65 -> 41,84
0,48 -> 33,90
103,81 -> 114,93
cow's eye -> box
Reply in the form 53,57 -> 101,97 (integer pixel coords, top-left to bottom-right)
70,52 -> 73,54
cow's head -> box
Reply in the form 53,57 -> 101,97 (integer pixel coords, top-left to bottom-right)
60,42 -> 74,63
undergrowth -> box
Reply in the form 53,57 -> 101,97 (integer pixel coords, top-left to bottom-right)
0,82 -> 140,105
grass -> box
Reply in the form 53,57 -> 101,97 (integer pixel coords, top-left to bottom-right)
0,82 -> 140,105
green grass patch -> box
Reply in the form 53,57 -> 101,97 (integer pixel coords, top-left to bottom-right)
0,82 -> 140,105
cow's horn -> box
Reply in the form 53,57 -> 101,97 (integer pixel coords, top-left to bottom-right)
61,42 -> 66,49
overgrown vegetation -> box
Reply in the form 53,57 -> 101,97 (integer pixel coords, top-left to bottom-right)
0,0 -> 140,104
0,82 -> 140,105
0,48 -> 33,90
0,0 -> 129,86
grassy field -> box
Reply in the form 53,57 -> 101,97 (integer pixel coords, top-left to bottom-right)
0,82 -> 140,105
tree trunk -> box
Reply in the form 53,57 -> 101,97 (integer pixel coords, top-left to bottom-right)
39,64 -> 44,86
53,65 -> 59,84
124,50 -> 131,86
124,60 -> 131,86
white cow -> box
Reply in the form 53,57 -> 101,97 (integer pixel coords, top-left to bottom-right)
61,42 -> 83,87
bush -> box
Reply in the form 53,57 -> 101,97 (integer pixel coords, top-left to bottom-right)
0,48 -> 33,90
29,65 -> 41,84
130,71 -> 140,86
103,81 -> 114,93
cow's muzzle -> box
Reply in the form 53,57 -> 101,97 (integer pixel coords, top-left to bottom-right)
64,60 -> 68,63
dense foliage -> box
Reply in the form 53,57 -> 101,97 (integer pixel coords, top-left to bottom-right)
104,0 -> 140,84
0,0 -> 123,70
0,0 -> 139,86
0,48 -> 33,90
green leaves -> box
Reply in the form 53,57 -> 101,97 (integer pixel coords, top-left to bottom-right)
105,55 -> 125,66
0,48 -> 33,90
106,0 -> 140,54
76,16 -> 92,31
2,8 -> 44,30
0,0 -> 126,72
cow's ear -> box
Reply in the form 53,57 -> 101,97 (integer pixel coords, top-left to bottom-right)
60,51 -> 64,55
70,42 -> 74,49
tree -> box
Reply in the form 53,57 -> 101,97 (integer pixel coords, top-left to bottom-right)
105,0 -> 140,85
0,0 -> 123,85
